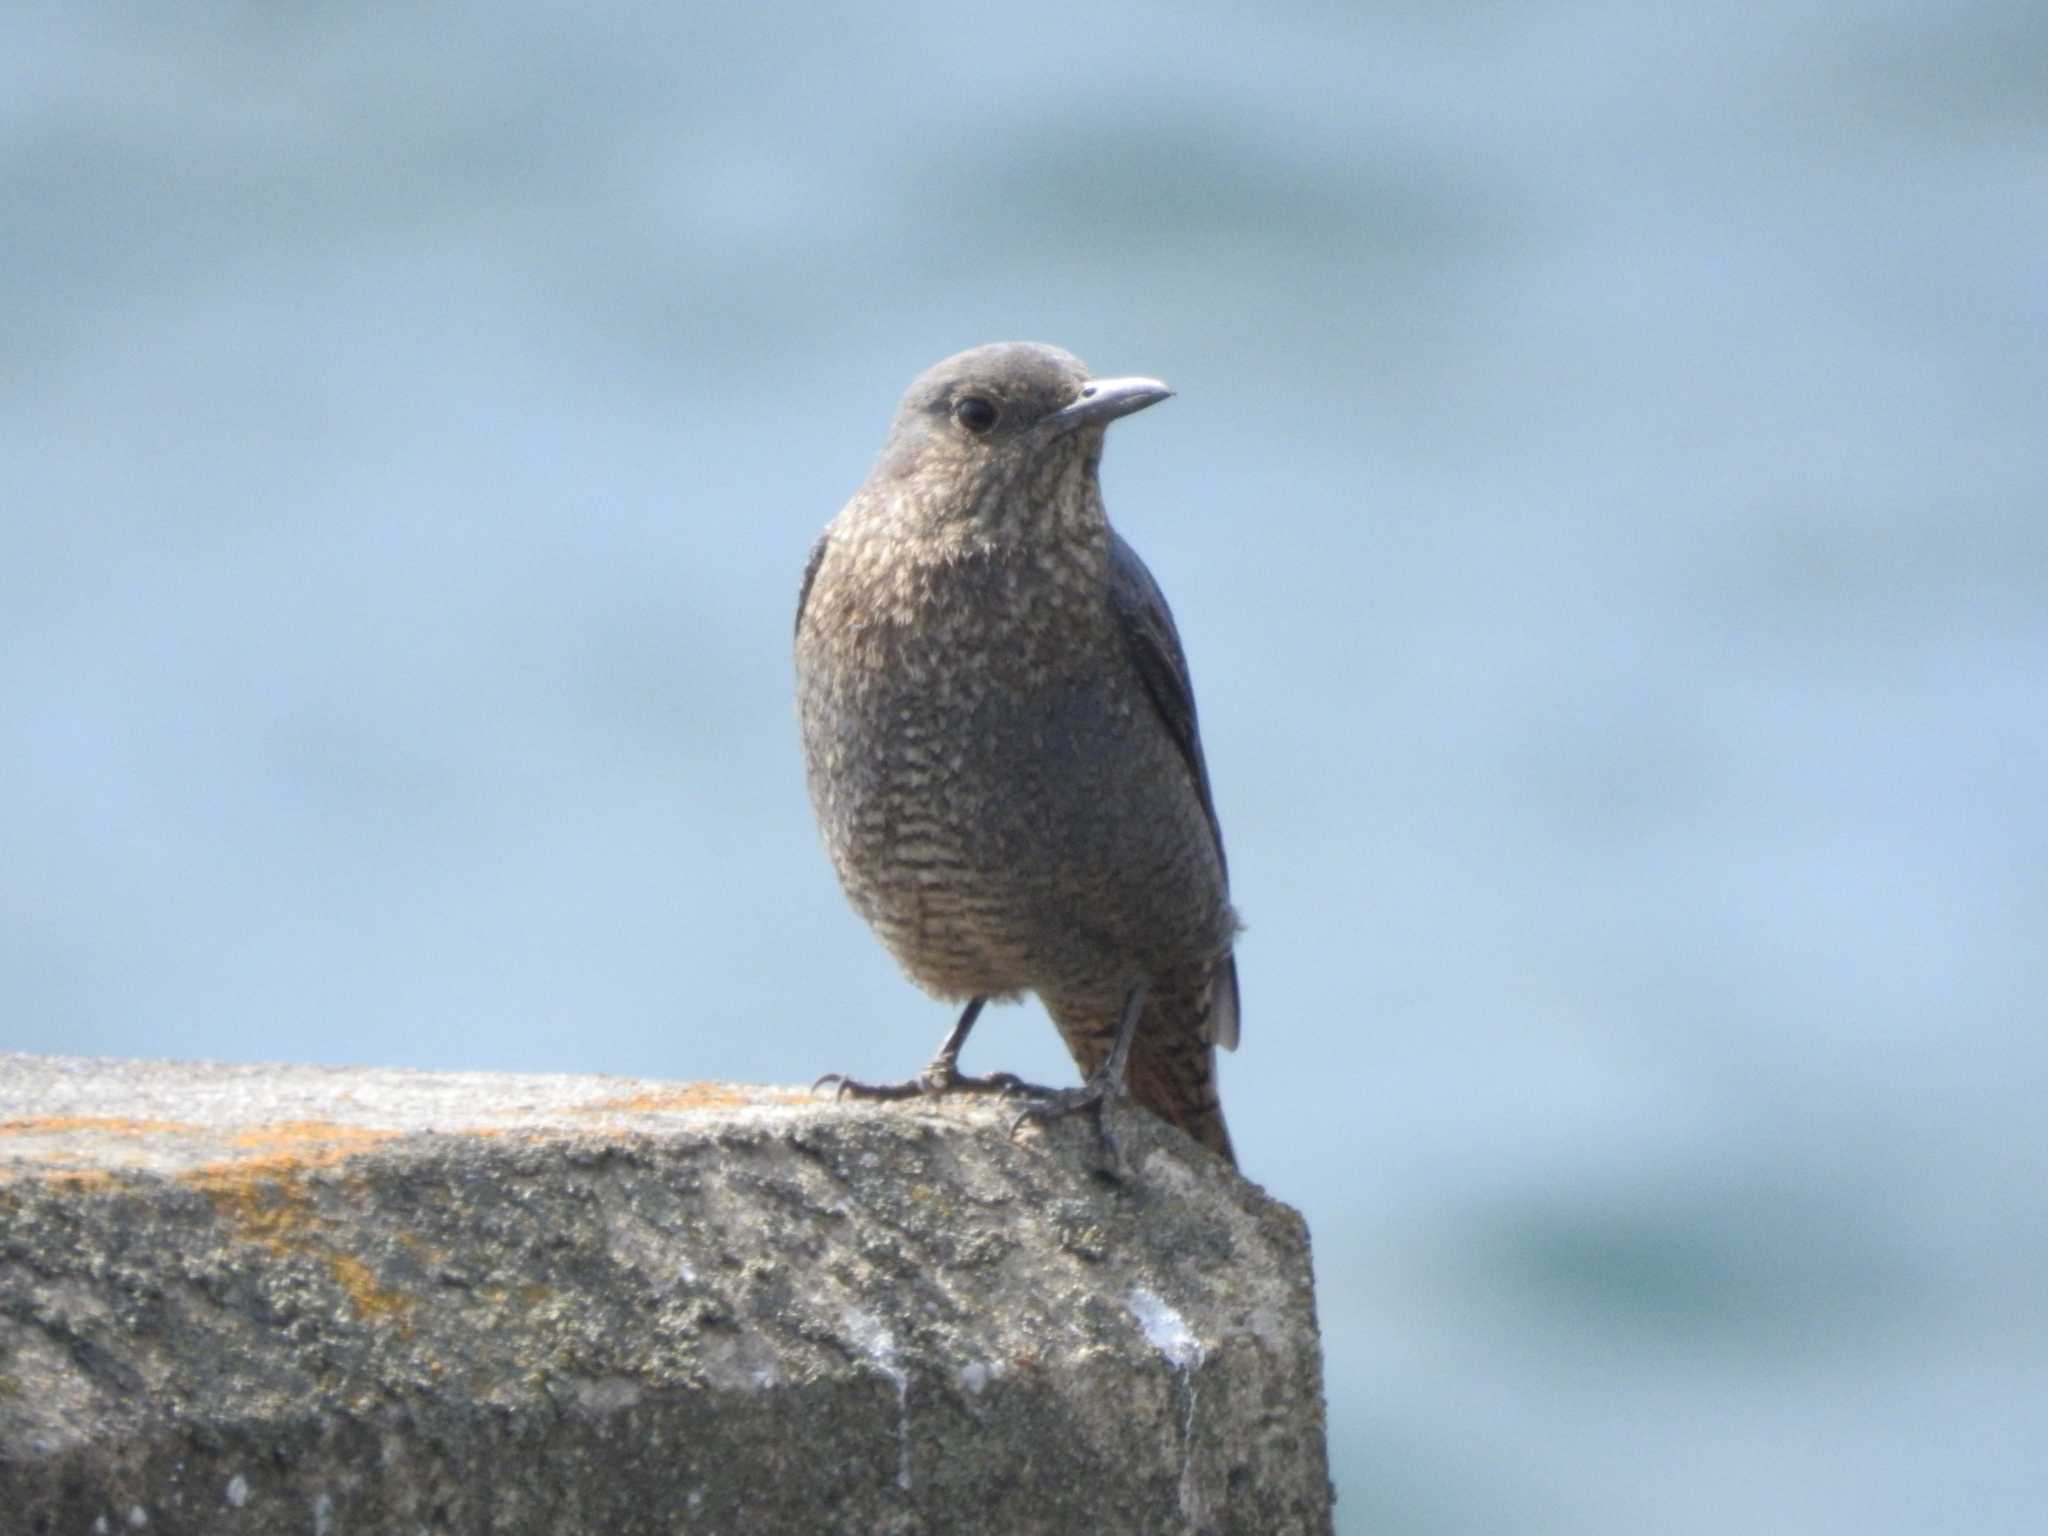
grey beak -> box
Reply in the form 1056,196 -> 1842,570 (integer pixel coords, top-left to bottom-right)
1047,375 -> 1175,431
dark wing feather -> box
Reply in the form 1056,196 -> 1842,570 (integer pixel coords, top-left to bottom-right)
795,532 -> 830,638
1108,530 -> 1226,878
1108,530 -> 1240,1048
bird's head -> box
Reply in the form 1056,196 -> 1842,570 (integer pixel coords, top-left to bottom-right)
873,342 -> 1172,532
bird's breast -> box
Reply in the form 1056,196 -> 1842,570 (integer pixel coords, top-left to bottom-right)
799,539 -> 1131,812
796,531 -> 1201,965
797,526 -> 1233,1002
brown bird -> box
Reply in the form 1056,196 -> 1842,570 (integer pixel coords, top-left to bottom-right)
796,342 -> 1240,1165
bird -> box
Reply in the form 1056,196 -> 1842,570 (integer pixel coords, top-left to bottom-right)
795,342 -> 1241,1166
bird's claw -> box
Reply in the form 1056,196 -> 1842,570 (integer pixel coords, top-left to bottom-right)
813,1071 -> 911,1102
814,1064 -> 1051,1103
1008,1082 -> 1124,1169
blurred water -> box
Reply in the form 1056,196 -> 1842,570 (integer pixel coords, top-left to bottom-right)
5,2 -> 2045,1529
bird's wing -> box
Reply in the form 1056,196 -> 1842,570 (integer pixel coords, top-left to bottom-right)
794,532 -> 830,638
1108,530 -> 1240,1049
1108,531 -> 1224,874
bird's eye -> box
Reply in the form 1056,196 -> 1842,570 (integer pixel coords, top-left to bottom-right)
954,396 -> 998,433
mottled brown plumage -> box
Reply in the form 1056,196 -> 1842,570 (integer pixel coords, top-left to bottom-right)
796,342 -> 1240,1164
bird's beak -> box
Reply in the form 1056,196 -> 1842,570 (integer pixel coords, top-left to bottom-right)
1047,376 -> 1175,431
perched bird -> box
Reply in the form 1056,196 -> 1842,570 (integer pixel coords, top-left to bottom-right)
796,342 -> 1241,1165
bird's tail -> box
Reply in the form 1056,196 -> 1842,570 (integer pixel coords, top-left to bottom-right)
1127,999 -> 1235,1167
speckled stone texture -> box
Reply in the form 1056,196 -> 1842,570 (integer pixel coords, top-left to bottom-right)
0,1053 -> 1332,1535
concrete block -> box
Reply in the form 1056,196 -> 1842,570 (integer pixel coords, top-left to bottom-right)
0,1053 -> 1331,1534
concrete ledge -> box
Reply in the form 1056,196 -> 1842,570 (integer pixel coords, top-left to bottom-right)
0,1053 -> 1332,1534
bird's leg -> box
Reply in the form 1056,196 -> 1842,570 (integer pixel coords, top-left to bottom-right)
816,997 -> 1039,1101
1010,981 -> 1147,1167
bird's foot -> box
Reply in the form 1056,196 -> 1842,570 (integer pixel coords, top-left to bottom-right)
815,997 -> 1045,1104
1008,1074 -> 1127,1169
815,1060 -> 1048,1103
1007,983 -> 1148,1172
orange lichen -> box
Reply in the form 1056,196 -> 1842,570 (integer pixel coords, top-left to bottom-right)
184,1127 -> 415,1333
3,1118 -> 208,1190
191,1166 -> 319,1247
0,1116 -> 198,1137
574,1084 -> 805,1115
172,1123 -> 402,1193
223,1120 -> 400,1154
329,1252 -> 415,1321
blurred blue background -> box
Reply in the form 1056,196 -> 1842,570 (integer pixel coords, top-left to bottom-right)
6,1 -> 2044,1529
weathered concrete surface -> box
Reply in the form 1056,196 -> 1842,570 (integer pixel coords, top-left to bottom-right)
0,1053 -> 1332,1535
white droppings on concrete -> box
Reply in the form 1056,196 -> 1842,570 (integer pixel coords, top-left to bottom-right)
573,1375 -> 643,1414
1127,1286 -> 1203,1370
226,1473 -> 249,1508
955,1357 -> 1007,1395
1141,1152 -> 1297,1354
700,1331 -> 782,1394
1128,1285 -> 1207,1528
844,1306 -> 912,1491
